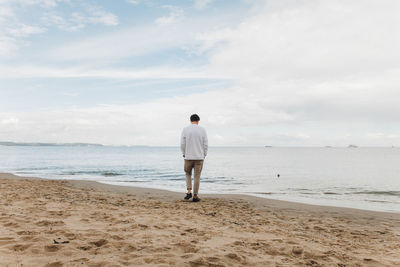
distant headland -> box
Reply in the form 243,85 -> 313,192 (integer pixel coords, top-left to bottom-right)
0,142 -> 104,147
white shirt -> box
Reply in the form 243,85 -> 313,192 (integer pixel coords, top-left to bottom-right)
180,124 -> 208,160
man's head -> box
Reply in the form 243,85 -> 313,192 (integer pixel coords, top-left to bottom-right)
190,114 -> 200,124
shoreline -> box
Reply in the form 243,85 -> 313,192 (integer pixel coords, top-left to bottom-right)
71,177 -> 400,220
3,172 -> 400,218
1,172 -> 400,266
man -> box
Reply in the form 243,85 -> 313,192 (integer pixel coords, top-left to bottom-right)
180,114 -> 208,202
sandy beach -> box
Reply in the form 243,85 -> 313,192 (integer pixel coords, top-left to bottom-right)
0,173 -> 399,266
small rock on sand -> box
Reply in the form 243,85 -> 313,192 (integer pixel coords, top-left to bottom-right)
292,246 -> 304,255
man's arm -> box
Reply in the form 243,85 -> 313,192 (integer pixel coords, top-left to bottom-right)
203,129 -> 208,157
180,129 -> 186,157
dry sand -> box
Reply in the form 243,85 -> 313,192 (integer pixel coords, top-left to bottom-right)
0,173 -> 399,266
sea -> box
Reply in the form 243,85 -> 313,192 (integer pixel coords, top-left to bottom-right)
0,146 -> 399,213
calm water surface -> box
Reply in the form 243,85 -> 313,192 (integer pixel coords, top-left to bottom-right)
1,146 -> 399,212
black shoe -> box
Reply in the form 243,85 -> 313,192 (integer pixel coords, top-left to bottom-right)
192,197 -> 200,202
184,193 -> 192,200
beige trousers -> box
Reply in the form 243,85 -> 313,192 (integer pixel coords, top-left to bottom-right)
184,160 -> 204,195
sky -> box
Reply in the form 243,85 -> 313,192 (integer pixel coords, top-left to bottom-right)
0,0 -> 399,146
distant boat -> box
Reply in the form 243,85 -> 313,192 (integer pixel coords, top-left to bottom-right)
348,144 -> 358,148
264,146 -> 272,148
324,146 -> 332,148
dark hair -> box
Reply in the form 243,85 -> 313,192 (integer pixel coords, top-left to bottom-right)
190,114 -> 200,122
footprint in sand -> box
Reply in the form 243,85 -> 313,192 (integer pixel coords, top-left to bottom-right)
0,237 -> 15,246
3,222 -> 19,228
36,220 -> 65,227
111,235 -> 124,240
85,261 -> 110,266
124,244 -> 137,252
9,243 -> 32,252
306,259 -> 321,266
44,261 -> 63,267
225,253 -> 243,262
90,239 -> 108,247
21,235 -> 40,242
63,232 -> 77,240
206,256 -> 222,263
174,241 -> 199,253
183,245 -> 199,253
45,245 -> 61,252
138,223 -> 149,229
71,258 -> 89,264
232,241 -> 244,246
16,230 -> 38,236
78,245 -> 92,251
188,257 -> 210,267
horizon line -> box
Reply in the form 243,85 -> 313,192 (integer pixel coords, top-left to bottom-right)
0,141 -> 398,148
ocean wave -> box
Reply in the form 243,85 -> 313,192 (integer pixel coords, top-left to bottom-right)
202,176 -> 234,181
365,199 -> 396,204
249,192 -> 287,195
350,191 -> 400,196
17,167 -> 63,171
106,180 -> 148,183
291,189 -> 400,197
323,192 -> 341,195
165,177 -> 186,181
158,174 -> 183,178
65,171 -> 123,177
291,188 -> 314,192
102,172 -> 123,176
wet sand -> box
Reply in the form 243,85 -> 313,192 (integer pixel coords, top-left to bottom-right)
0,173 -> 399,266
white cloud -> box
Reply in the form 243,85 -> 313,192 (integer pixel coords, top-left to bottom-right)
7,24 -> 45,37
0,87 -> 292,145
0,5 -> 17,56
41,5 -> 118,31
3,83 -> 396,146
87,10 -> 118,26
194,0 -> 213,10
15,0 -> 58,8
41,12 -> 241,62
61,92 -> 79,97
194,28 -> 234,54
1,117 -> 19,125
155,6 -> 183,26
41,12 -> 76,31
0,5 -> 14,19
0,2 -> 46,56
194,0 -> 400,135
43,24 -> 192,61
125,0 -> 143,5
0,35 -> 17,56
0,64 -> 229,80
209,1 -> 400,81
